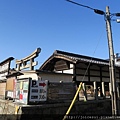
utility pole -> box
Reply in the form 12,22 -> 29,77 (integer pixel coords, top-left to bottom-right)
105,6 -> 118,116
66,0 -> 120,116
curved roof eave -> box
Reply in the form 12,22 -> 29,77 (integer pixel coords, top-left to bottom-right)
39,50 -> 110,71
39,54 -> 77,70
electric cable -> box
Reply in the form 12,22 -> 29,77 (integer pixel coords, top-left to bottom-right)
66,0 -> 94,10
81,31 -> 104,82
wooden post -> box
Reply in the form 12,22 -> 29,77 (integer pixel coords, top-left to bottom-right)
109,82 -> 112,96
83,83 -> 87,101
116,82 -> 120,98
100,66 -> 103,97
17,63 -> 20,71
94,81 -> 98,100
30,58 -> 34,70
102,82 -> 105,98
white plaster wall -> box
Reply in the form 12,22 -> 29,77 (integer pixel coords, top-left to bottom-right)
39,73 -> 73,83
63,69 -> 73,74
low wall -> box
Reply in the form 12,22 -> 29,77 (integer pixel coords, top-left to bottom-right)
0,99 -> 113,120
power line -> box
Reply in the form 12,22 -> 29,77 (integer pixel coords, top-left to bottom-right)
66,0 -> 105,15
66,0 -> 94,10
81,31 -> 104,83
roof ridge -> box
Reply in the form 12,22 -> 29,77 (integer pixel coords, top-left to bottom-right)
54,50 -> 108,63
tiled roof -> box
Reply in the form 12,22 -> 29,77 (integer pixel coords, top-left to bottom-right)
54,50 -> 109,65
40,50 -> 110,71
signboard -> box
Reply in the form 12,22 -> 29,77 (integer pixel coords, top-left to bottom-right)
7,91 -> 13,98
6,77 -> 15,91
29,80 -> 48,102
15,79 -> 29,104
15,78 -> 48,104
6,77 -> 16,99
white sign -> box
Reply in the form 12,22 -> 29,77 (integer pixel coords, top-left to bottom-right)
7,91 -> 13,98
29,80 -> 48,102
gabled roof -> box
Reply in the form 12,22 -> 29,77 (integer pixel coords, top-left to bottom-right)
39,50 -> 109,71
0,57 -> 14,81
0,57 -> 14,65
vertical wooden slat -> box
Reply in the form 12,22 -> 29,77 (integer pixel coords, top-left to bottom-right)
94,81 -> 98,100
83,83 -> 87,101
102,82 -> 105,97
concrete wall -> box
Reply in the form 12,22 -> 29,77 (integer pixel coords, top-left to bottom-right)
0,99 -> 113,120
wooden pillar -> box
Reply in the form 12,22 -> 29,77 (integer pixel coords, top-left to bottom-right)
102,82 -> 105,98
94,81 -> 98,100
116,82 -> 120,98
16,63 -> 20,71
30,58 -> 34,70
100,66 -> 103,97
73,64 -> 76,82
73,64 -> 79,101
88,65 -> 90,82
83,83 -> 87,101
109,82 -> 112,96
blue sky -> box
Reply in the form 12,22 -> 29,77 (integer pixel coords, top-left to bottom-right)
0,0 -> 120,69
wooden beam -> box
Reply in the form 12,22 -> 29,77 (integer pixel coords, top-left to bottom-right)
15,48 -> 41,64
16,61 -> 38,71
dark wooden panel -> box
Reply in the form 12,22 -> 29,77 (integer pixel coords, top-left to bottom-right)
48,82 -> 76,102
54,60 -> 70,71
